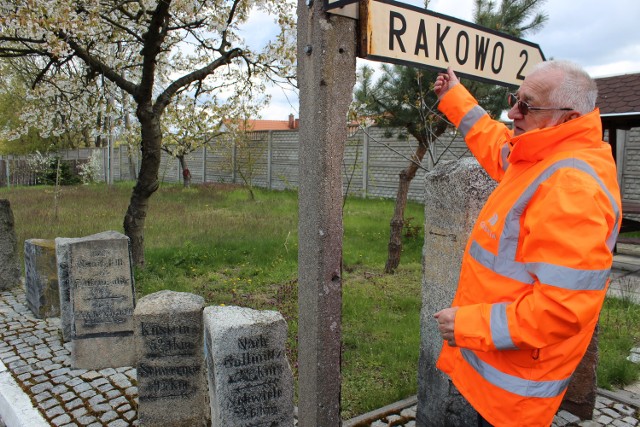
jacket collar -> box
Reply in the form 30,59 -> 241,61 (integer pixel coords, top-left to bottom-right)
508,109 -> 603,163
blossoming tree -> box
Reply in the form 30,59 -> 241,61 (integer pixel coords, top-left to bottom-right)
0,0 -> 296,266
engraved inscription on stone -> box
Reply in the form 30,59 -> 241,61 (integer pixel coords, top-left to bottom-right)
140,322 -> 199,358
224,335 -> 286,421
70,240 -> 134,337
204,306 -> 293,427
138,363 -> 201,400
135,291 -> 207,427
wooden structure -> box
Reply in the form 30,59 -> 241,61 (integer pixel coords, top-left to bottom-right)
595,73 -> 640,235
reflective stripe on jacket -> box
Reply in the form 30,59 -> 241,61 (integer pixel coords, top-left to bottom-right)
435,84 -> 622,427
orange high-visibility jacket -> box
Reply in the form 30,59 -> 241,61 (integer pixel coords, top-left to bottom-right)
436,84 -> 621,427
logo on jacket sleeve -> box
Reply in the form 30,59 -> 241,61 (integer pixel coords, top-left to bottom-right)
480,213 -> 499,240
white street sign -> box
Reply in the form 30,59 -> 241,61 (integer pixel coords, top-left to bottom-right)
359,0 -> 545,86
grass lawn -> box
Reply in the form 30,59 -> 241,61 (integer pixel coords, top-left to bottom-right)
1,182 -> 638,418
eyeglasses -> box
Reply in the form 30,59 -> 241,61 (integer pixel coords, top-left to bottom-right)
507,93 -> 572,116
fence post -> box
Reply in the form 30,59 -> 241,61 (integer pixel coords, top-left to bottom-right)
363,129 -> 369,198
267,131 -> 273,190
202,145 -> 207,183
232,143 -> 237,184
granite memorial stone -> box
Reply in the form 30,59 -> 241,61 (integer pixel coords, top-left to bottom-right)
135,290 -> 207,427
55,230 -> 136,368
24,239 -> 60,318
204,306 -> 294,427
417,158 -> 496,426
0,199 -> 20,290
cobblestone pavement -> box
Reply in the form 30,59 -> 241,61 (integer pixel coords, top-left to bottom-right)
1,285 -> 639,427
0,287 -> 138,426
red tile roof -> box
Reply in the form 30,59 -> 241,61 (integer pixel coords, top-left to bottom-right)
244,120 -> 295,131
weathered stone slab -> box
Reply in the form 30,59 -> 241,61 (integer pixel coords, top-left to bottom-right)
24,239 -> 60,319
204,306 -> 294,427
560,327 -> 599,420
0,199 -> 20,290
417,158 -> 496,427
135,290 -> 207,427
55,230 -> 136,368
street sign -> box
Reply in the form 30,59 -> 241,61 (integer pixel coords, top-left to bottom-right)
358,0 -> 545,87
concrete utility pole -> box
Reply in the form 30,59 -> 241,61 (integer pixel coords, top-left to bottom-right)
296,0 -> 357,424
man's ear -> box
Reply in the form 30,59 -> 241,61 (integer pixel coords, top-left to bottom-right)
563,111 -> 581,123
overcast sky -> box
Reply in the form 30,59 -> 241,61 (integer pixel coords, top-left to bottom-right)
251,0 -> 640,120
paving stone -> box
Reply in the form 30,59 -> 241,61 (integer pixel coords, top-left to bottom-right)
45,404 -> 65,418
38,398 -> 59,410
105,389 -> 122,399
622,416 -> 639,426
100,410 -> 118,423
107,420 -> 131,427
97,382 -> 114,393
88,394 -> 106,406
597,415 -> 615,425
71,407 -> 88,418
557,410 -> 581,424
602,407 -> 623,418
90,377 -> 109,388
124,386 -> 137,397
110,373 -> 131,389
109,396 -> 128,407
91,403 -> 112,413
72,382 -> 92,393
34,391 -> 53,403
116,403 -> 132,413
17,372 -> 31,381
64,397 -> 83,411
65,377 -> 84,387
99,368 -> 117,376
51,413 -> 72,426
614,404 -> 637,417
599,397 -> 615,407
50,367 -> 71,377
79,389 -> 97,399
76,415 -> 97,426
80,371 -> 101,381
123,410 -> 137,421
32,374 -> 49,383
50,384 -> 69,394
52,374 -> 72,385
31,381 -> 53,394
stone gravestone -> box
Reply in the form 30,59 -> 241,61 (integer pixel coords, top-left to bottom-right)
134,290 -> 208,427
55,230 -> 136,369
416,158 -> 496,426
0,199 -> 20,290
24,239 -> 60,318
204,305 -> 294,427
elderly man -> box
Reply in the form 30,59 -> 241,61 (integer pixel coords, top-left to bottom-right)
432,60 -> 621,426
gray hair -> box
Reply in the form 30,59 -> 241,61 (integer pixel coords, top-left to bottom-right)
530,60 -> 598,116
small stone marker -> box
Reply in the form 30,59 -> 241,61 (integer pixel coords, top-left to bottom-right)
204,305 -> 294,427
135,290 -> 207,427
55,230 -> 136,368
0,199 -> 20,290
24,239 -> 60,318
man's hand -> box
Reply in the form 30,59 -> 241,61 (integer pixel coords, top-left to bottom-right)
434,67 -> 460,100
433,307 -> 459,347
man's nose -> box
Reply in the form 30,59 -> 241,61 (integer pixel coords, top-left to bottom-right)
507,104 -> 523,120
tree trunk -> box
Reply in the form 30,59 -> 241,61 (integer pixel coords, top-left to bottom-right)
385,143 -> 427,273
178,156 -> 191,188
123,112 -> 161,267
